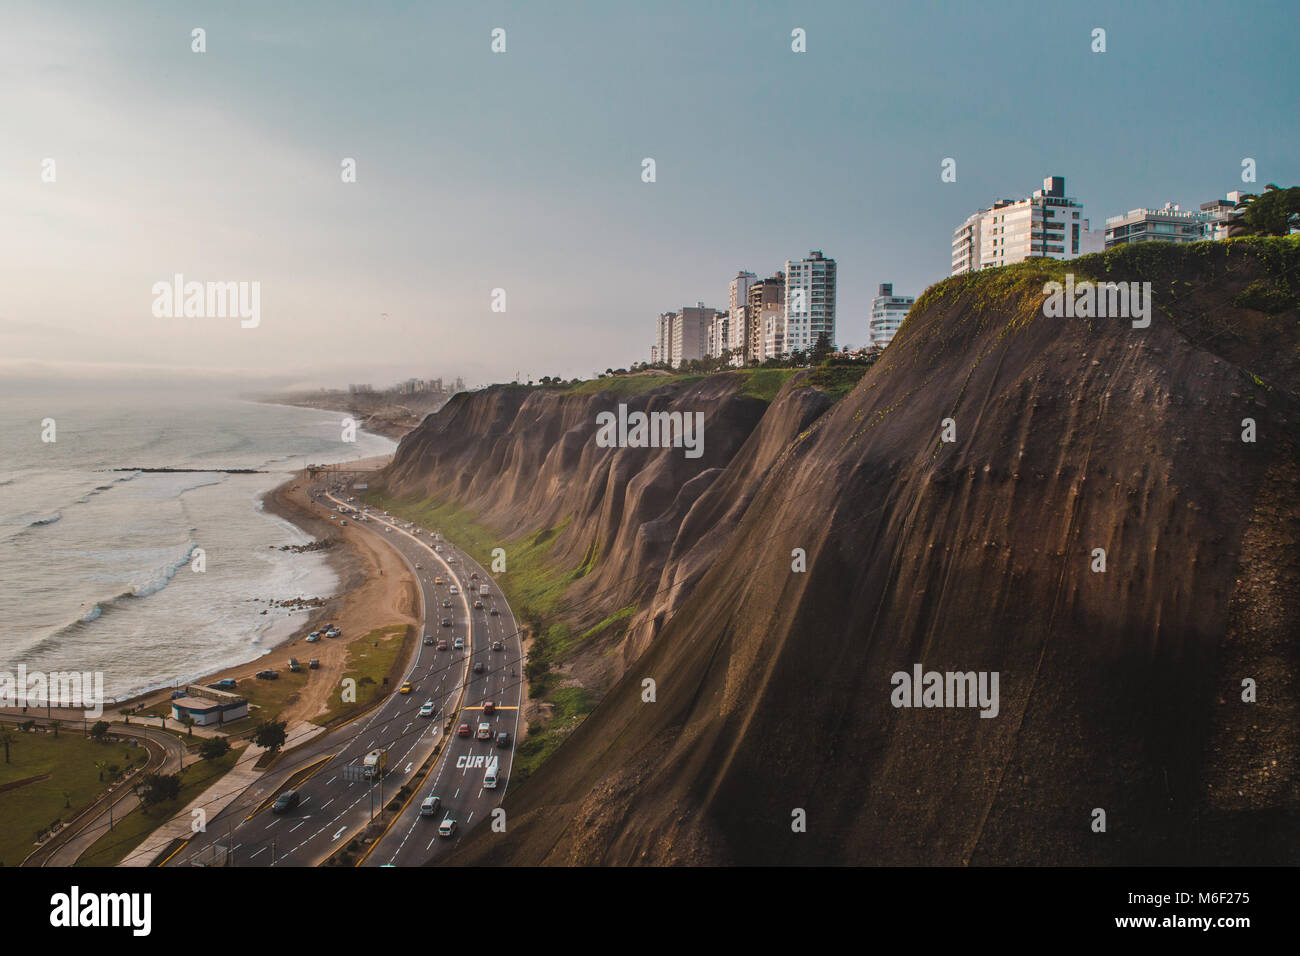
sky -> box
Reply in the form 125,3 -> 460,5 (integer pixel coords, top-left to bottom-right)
2,0 -> 1297,389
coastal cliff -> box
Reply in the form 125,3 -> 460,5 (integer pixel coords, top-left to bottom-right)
382,237 -> 1300,865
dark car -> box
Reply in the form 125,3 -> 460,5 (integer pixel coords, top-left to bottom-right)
489,608 -> 499,616
212,678 -> 238,690
441,619 -> 452,627
441,599 -> 452,608
473,661 -> 484,673
423,635 -> 434,645
492,641 -> 503,652
271,789 -> 300,814
495,731 -> 511,748
483,700 -> 496,714
256,669 -> 279,680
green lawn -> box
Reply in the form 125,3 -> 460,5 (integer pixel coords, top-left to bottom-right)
0,731 -> 148,867
77,747 -> 244,867
317,624 -> 411,725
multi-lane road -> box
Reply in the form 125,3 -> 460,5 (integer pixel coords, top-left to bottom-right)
169,478 -> 523,867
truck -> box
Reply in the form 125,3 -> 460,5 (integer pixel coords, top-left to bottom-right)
479,584 -> 489,596
362,748 -> 387,780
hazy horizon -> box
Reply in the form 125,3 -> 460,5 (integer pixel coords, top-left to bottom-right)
4,0 -> 1298,387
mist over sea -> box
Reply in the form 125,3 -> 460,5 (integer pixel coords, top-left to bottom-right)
0,383 -> 394,700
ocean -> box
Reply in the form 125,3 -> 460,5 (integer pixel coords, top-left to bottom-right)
0,384 -> 394,701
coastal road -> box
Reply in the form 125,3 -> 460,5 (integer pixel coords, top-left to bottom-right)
169,483 -> 460,867
360,532 -> 523,867
168,480 -> 522,867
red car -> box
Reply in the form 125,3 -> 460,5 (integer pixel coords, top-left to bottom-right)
456,723 -> 471,737
483,700 -> 496,714
437,640 -> 449,651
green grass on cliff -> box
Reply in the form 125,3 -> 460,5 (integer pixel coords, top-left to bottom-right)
362,493 -> 579,622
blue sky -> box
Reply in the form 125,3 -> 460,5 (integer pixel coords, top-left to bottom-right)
2,0 -> 1297,387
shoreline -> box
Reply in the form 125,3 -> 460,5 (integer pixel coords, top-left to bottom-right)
106,450 -> 419,724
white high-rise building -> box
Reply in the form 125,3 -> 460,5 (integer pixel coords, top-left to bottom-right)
870,283 -> 913,348
707,310 -> 729,358
783,251 -> 836,354
727,270 -> 757,365
951,176 -> 1101,276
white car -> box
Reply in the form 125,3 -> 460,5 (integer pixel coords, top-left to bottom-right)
476,721 -> 491,740
419,700 -> 435,717
438,816 -> 457,837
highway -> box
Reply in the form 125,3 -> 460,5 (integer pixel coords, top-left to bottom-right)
169,475 -> 523,867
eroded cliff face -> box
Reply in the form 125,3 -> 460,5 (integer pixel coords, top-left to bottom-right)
420,237 -> 1300,866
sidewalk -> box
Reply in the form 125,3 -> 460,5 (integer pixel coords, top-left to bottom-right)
119,719 -> 326,866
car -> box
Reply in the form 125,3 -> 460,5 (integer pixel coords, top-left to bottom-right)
170,688 -> 186,699
449,586 -> 458,595
423,635 -> 434,645
492,640 -> 503,652
385,527 -> 391,533
419,700 -> 436,717
474,600 -> 483,609
437,639 -> 449,651
495,731 -> 511,748
399,681 -> 412,694
256,669 -> 279,680
476,721 -> 492,740
305,633 -> 320,643
457,723 -> 471,737
271,789 -> 300,814
327,627 -> 341,638
441,599 -> 452,608
415,563 -> 422,570
470,572 -> 478,580
419,795 -> 441,817
435,545 -> 443,552
309,659 -> 320,669
213,678 -> 238,690
438,816 -> 457,837
434,576 -> 443,585
441,618 -> 452,627
473,661 -> 484,673
489,608 -> 499,616
453,637 -> 464,650
483,700 -> 496,714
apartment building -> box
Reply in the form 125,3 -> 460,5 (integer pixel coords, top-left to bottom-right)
669,304 -> 713,368
784,251 -> 837,353
707,310 -> 730,359
1105,191 -> 1246,247
951,176 -> 1102,276
727,270 -> 757,366
746,273 -> 785,364
869,283 -> 913,348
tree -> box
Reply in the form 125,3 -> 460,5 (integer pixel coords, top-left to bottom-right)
89,720 -> 110,742
254,719 -> 288,754
1229,185 -> 1300,236
199,736 -> 231,761
0,727 -> 14,764
180,714 -> 195,737
810,332 -> 833,366
95,759 -> 108,782
135,772 -> 182,808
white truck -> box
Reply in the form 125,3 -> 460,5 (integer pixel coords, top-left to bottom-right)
362,748 -> 387,780
479,584 -> 489,596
